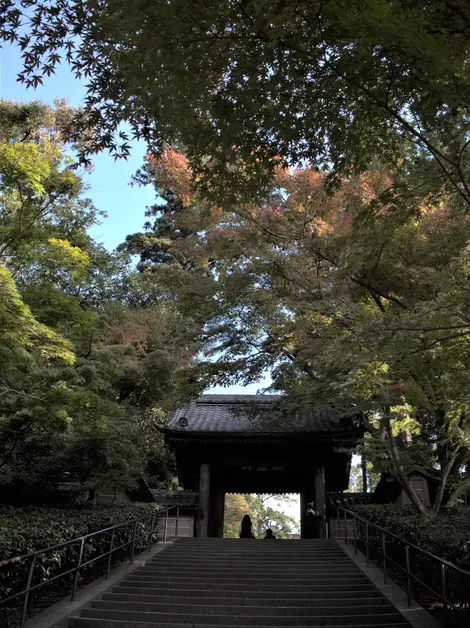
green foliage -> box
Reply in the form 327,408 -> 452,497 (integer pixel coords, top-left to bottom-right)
0,264 -> 74,365
0,101 -> 202,497
3,2 -> 470,210
0,502 -> 158,559
348,460 -> 380,494
224,494 -> 298,539
126,151 -> 470,515
353,505 -> 470,566
0,503 -> 161,622
352,505 -> 470,606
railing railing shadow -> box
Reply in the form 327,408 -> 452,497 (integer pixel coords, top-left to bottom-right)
336,505 -> 470,628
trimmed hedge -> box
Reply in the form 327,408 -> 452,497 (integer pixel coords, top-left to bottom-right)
351,505 -> 470,570
351,505 -> 470,620
0,502 -> 162,626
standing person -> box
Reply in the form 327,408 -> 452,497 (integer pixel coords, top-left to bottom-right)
239,514 -> 255,538
264,528 -> 276,539
303,502 -> 320,538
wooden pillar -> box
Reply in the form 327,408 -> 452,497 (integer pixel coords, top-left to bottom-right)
216,489 -> 225,537
300,491 -> 309,539
196,463 -> 210,537
314,465 -> 326,538
208,480 -> 225,537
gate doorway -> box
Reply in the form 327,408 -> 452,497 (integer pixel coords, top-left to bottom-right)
163,394 -> 362,538
223,493 -> 300,539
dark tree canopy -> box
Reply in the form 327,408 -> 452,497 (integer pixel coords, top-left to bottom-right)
2,1 -> 470,205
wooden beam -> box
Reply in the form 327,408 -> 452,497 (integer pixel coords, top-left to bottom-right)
196,463 -> 210,537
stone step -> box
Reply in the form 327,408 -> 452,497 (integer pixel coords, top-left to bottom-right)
123,574 -> 369,586
172,539 -> 337,542
69,619 -> 409,628
166,548 -> 341,552
137,565 -> 361,575
78,608 -> 408,626
166,544 -> 344,549
162,552 -> 349,559
103,592 -> 385,607
172,540 -> 339,545
68,538 -> 410,628
163,548 -> 346,553
92,600 -> 396,617
151,552 -> 351,567
162,556 -> 349,561
116,581 -> 377,593
169,540 -> 340,544
162,556 -> 348,561
155,549 -> 349,557
156,551 -> 349,565
164,543 -> 344,558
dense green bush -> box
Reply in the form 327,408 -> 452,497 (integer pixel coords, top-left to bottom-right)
0,502 -> 159,560
0,502 -> 162,625
352,505 -> 470,570
351,505 -> 470,618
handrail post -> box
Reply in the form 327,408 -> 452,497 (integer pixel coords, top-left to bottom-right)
382,532 -> 388,584
130,520 -> 138,563
175,506 -> 180,538
20,554 -> 37,628
163,510 -> 169,543
441,563 -> 447,613
405,545 -> 412,608
71,538 -> 85,601
344,509 -> 348,544
106,528 -> 115,579
365,522 -> 370,566
353,515 -> 357,554
148,512 -> 156,552
336,505 -> 340,539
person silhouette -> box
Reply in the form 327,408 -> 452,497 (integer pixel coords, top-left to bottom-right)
239,514 -> 255,538
304,502 -> 320,538
264,528 -> 276,539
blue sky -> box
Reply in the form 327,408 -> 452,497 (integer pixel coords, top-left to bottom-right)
1,43 -> 154,251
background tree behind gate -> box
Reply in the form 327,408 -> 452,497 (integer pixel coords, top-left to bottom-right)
224,494 -> 298,539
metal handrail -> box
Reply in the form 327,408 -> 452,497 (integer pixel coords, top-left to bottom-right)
336,504 -> 470,620
0,505 -> 179,628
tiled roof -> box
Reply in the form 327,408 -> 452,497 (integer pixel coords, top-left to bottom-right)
165,394 -> 358,434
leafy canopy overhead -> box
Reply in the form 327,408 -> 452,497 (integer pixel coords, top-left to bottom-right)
125,148 -> 470,515
2,1 -> 470,205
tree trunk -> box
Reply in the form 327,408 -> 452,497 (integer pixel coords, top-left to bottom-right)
432,450 -> 458,516
383,413 -> 431,517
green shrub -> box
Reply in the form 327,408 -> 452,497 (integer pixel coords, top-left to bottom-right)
0,502 -> 162,625
352,505 -> 470,569
351,505 -> 470,613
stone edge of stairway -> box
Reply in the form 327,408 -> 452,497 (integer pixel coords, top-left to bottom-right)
24,542 -> 174,628
337,540 -> 443,628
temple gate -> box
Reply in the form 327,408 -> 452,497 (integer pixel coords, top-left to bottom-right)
163,394 -> 362,538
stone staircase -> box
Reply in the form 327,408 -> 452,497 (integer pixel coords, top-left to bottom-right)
68,538 -> 410,627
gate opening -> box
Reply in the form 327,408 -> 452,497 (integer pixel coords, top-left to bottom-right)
223,493 -> 300,539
